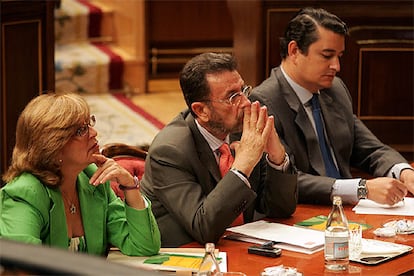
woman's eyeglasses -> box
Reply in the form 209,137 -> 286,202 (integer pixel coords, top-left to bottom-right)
75,115 -> 96,137
206,85 -> 252,106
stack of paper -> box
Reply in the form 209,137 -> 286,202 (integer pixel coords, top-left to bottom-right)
226,220 -> 325,254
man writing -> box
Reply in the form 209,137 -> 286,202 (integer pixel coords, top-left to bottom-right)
250,7 -> 413,206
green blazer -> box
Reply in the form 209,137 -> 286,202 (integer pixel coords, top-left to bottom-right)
0,164 -> 160,256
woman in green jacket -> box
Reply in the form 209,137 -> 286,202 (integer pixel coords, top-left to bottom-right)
0,93 -> 161,256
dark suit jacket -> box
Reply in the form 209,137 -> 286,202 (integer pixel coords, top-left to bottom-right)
250,67 -> 407,205
140,109 -> 297,247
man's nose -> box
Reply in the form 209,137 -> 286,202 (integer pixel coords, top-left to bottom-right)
239,94 -> 251,108
330,56 -> 341,72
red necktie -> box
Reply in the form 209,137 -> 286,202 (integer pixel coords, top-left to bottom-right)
218,143 -> 243,226
218,143 -> 234,177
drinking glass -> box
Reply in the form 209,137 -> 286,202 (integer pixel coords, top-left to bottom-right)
349,223 -> 362,259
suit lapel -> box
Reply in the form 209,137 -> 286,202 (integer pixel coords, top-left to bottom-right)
77,169 -> 105,254
186,114 -> 222,183
48,187 -> 69,248
277,70 -> 326,175
45,165 -> 104,253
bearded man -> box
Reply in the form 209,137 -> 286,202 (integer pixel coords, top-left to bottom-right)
140,53 -> 297,247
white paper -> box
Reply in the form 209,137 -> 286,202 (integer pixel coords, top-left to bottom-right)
361,238 -> 412,255
350,239 -> 413,265
352,197 -> 414,216
226,220 -> 325,254
224,233 -> 323,255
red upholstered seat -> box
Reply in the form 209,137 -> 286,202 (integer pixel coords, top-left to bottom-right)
101,143 -> 147,199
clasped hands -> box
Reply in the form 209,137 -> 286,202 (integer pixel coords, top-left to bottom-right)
231,101 -> 286,177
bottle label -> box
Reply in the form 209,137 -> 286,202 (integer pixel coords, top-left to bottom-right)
333,241 -> 349,258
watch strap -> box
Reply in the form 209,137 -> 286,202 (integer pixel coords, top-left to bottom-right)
119,175 -> 140,190
357,179 -> 368,199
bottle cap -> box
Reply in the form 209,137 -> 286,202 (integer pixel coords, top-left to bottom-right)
332,196 -> 342,205
205,243 -> 215,253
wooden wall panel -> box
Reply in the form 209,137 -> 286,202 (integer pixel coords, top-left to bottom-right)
148,0 -> 233,75
148,0 -> 233,47
1,1 -> 55,181
358,50 -> 413,118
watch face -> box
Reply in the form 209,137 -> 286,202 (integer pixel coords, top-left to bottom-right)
358,187 -> 367,199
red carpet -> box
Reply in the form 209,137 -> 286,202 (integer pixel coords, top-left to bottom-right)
113,94 -> 165,130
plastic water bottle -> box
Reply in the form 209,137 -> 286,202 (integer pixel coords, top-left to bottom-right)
324,196 -> 349,271
197,243 -> 221,276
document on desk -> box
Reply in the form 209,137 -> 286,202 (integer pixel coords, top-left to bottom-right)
107,248 -> 227,274
352,197 -> 414,216
226,220 -> 325,254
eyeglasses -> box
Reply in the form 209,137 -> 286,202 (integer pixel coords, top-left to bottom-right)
207,85 -> 252,106
75,115 -> 96,137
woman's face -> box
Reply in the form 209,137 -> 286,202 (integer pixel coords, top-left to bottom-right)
60,115 -> 100,172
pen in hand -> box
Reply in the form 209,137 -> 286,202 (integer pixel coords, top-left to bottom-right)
392,171 -> 405,205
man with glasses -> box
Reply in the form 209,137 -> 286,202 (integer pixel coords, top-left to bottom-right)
140,52 -> 297,247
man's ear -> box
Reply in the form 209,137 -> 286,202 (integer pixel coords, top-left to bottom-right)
191,102 -> 210,122
288,40 -> 300,61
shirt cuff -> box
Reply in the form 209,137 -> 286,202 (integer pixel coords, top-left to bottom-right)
230,168 -> 251,188
388,163 -> 414,179
332,178 -> 360,204
266,152 -> 290,172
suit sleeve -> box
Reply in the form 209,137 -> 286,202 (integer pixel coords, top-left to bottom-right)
146,142 -> 256,245
253,155 -> 297,218
0,175 -> 51,245
106,184 -> 161,256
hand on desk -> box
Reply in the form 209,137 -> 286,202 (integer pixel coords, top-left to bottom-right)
366,177 -> 407,206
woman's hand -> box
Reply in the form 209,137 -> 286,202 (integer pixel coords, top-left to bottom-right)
90,154 -> 145,209
90,154 -> 134,187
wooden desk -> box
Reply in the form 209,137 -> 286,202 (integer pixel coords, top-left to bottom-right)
194,204 -> 414,275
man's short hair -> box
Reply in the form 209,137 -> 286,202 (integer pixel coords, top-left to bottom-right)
280,7 -> 348,59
